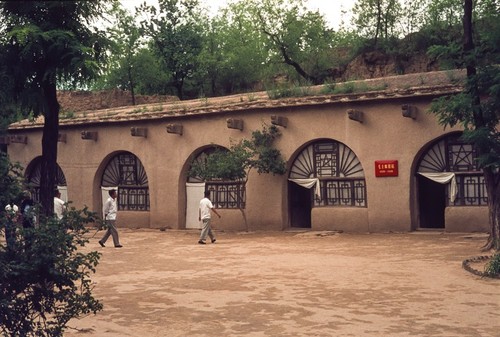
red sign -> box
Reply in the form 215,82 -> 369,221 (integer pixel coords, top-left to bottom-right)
375,160 -> 398,177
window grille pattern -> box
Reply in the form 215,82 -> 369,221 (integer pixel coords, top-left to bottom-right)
187,147 -> 225,183
290,140 -> 366,207
102,152 -> 149,211
206,182 -> 246,209
417,134 -> 486,206
452,174 -> 488,206
188,147 -> 246,209
26,158 -> 67,203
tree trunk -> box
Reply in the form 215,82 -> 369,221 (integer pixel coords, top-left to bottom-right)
39,79 -> 59,217
375,0 -> 381,46
173,73 -> 184,100
258,11 -> 320,85
483,168 -> 500,251
128,65 -> 136,105
279,45 -> 320,84
463,0 -> 499,251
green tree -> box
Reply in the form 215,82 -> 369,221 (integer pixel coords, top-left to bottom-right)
106,3 -> 144,104
189,124 -> 286,231
189,124 -> 286,181
1,209 -> 103,336
0,153 -> 24,210
246,0 -> 334,85
0,1 -> 112,216
140,0 -> 206,99
429,0 -> 500,251
199,2 -> 270,96
352,0 -> 402,47
0,154 -> 103,336
414,0 -> 463,55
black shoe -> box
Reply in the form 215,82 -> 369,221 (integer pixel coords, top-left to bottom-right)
115,245 -> 123,248
98,241 -> 105,247
198,240 -> 206,244
211,238 -> 216,243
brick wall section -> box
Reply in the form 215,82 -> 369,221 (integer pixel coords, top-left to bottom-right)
57,89 -> 179,113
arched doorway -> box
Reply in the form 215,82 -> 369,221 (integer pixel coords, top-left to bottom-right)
415,133 -> 487,229
288,139 -> 366,228
185,146 -> 245,229
101,151 -> 150,213
25,157 -> 67,203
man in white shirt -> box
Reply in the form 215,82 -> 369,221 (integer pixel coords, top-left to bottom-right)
98,189 -> 123,248
198,190 -> 221,244
4,202 -> 18,250
53,189 -> 66,220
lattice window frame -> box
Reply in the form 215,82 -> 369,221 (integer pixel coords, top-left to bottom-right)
188,147 -> 246,209
290,140 -> 367,208
417,134 -> 487,206
102,152 -> 150,211
26,158 -> 67,203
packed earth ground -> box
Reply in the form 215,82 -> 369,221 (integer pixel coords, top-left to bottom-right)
66,229 -> 499,337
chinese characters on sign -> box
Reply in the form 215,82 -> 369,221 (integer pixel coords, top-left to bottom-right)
375,160 -> 398,177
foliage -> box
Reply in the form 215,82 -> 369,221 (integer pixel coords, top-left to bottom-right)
189,124 -> 286,182
429,0 -> 500,250
93,3 -> 172,98
266,82 -> 312,99
94,45 -> 170,96
245,125 -> 287,176
100,3 -> 144,104
0,153 -> 24,209
0,208 -> 102,336
352,0 -> 402,50
189,147 -> 250,181
199,2 -> 270,96
248,0 -> 335,85
0,1 -> 113,216
139,0 -> 206,99
484,253 -> 500,277
0,154 -> 102,336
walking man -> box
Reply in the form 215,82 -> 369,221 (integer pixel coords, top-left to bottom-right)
99,189 -> 123,248
198,190 -> 221,244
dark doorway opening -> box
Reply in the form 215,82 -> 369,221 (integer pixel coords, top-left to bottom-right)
289,183 -> 312,228
418,175 -> 445,229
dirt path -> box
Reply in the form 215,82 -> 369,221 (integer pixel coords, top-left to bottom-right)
66,230 -> 499,337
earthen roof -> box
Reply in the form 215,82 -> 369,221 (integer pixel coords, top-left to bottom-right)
9,70 -> 465,130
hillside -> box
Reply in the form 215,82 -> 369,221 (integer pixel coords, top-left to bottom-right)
57,51 -> 442,113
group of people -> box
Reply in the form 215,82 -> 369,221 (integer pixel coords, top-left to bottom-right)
3,189 -> 66,250
4,188 -> 222,250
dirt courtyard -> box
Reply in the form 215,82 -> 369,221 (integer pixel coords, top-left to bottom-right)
66,229 -> 499,337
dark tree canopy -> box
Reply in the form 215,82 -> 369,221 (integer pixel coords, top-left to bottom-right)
430,0 -> 500,251
0,1 -> 112,216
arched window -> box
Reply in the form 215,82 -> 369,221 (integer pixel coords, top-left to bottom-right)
26,158 -> 67,203
102,152 -> 150,211
417,134 -> 487,206
188,147 -> 245,209
290,140 -> 366,207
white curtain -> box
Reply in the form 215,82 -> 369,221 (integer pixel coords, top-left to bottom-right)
288,178 -> 321,200
418,172 -> 457,203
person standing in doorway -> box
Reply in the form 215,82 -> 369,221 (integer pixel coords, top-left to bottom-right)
4,202 -> 19,251
198,190 -> 221,244
20,191 -> 36,229
53,189 -> 66,221
99,189 -> 123,248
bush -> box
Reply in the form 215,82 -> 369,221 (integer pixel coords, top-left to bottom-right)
484,253 -> 500,277
0,154 -> 102,337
